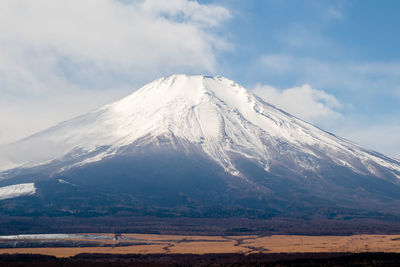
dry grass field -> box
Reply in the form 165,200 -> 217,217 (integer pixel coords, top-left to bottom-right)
1,233 -> 400,257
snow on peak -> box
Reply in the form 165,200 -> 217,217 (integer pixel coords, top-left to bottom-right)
1,74 -> 400,178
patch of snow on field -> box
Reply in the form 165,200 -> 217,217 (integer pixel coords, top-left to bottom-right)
0,183 -> 36,200
0,234 -> 116,240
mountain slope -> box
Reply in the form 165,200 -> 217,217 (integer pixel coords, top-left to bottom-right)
0,74 -> 400,219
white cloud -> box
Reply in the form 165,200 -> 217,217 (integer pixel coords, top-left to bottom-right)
253,83 -> 400,158
0,0 -> 231,144
336,124 -> 400,159
0,0 -> 231,88
259,53 -> 400,96
141,0 -> 231,28
253,84 -> 342,126
257,54 -> 400,158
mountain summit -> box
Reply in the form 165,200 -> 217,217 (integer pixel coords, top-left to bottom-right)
1,74 -> 400,220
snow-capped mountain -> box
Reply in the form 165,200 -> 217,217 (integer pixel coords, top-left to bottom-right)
1,74 -> 399,178
0,74 -> 400,219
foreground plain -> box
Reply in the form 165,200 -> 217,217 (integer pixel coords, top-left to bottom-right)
1,233 -> 400,257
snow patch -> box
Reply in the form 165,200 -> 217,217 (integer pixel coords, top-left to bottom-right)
57,179 -> 77,187
391,171 -> 400,180
0,234 -> 114,240
0,183 -> 36,200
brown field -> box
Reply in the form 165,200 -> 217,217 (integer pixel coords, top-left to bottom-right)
1,234 -> 400,258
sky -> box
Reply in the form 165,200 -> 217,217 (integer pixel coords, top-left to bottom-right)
0,0 -> 399,158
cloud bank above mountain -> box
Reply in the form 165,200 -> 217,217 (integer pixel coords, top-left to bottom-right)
0,0 -> 230,144
253,84 -> 342,127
